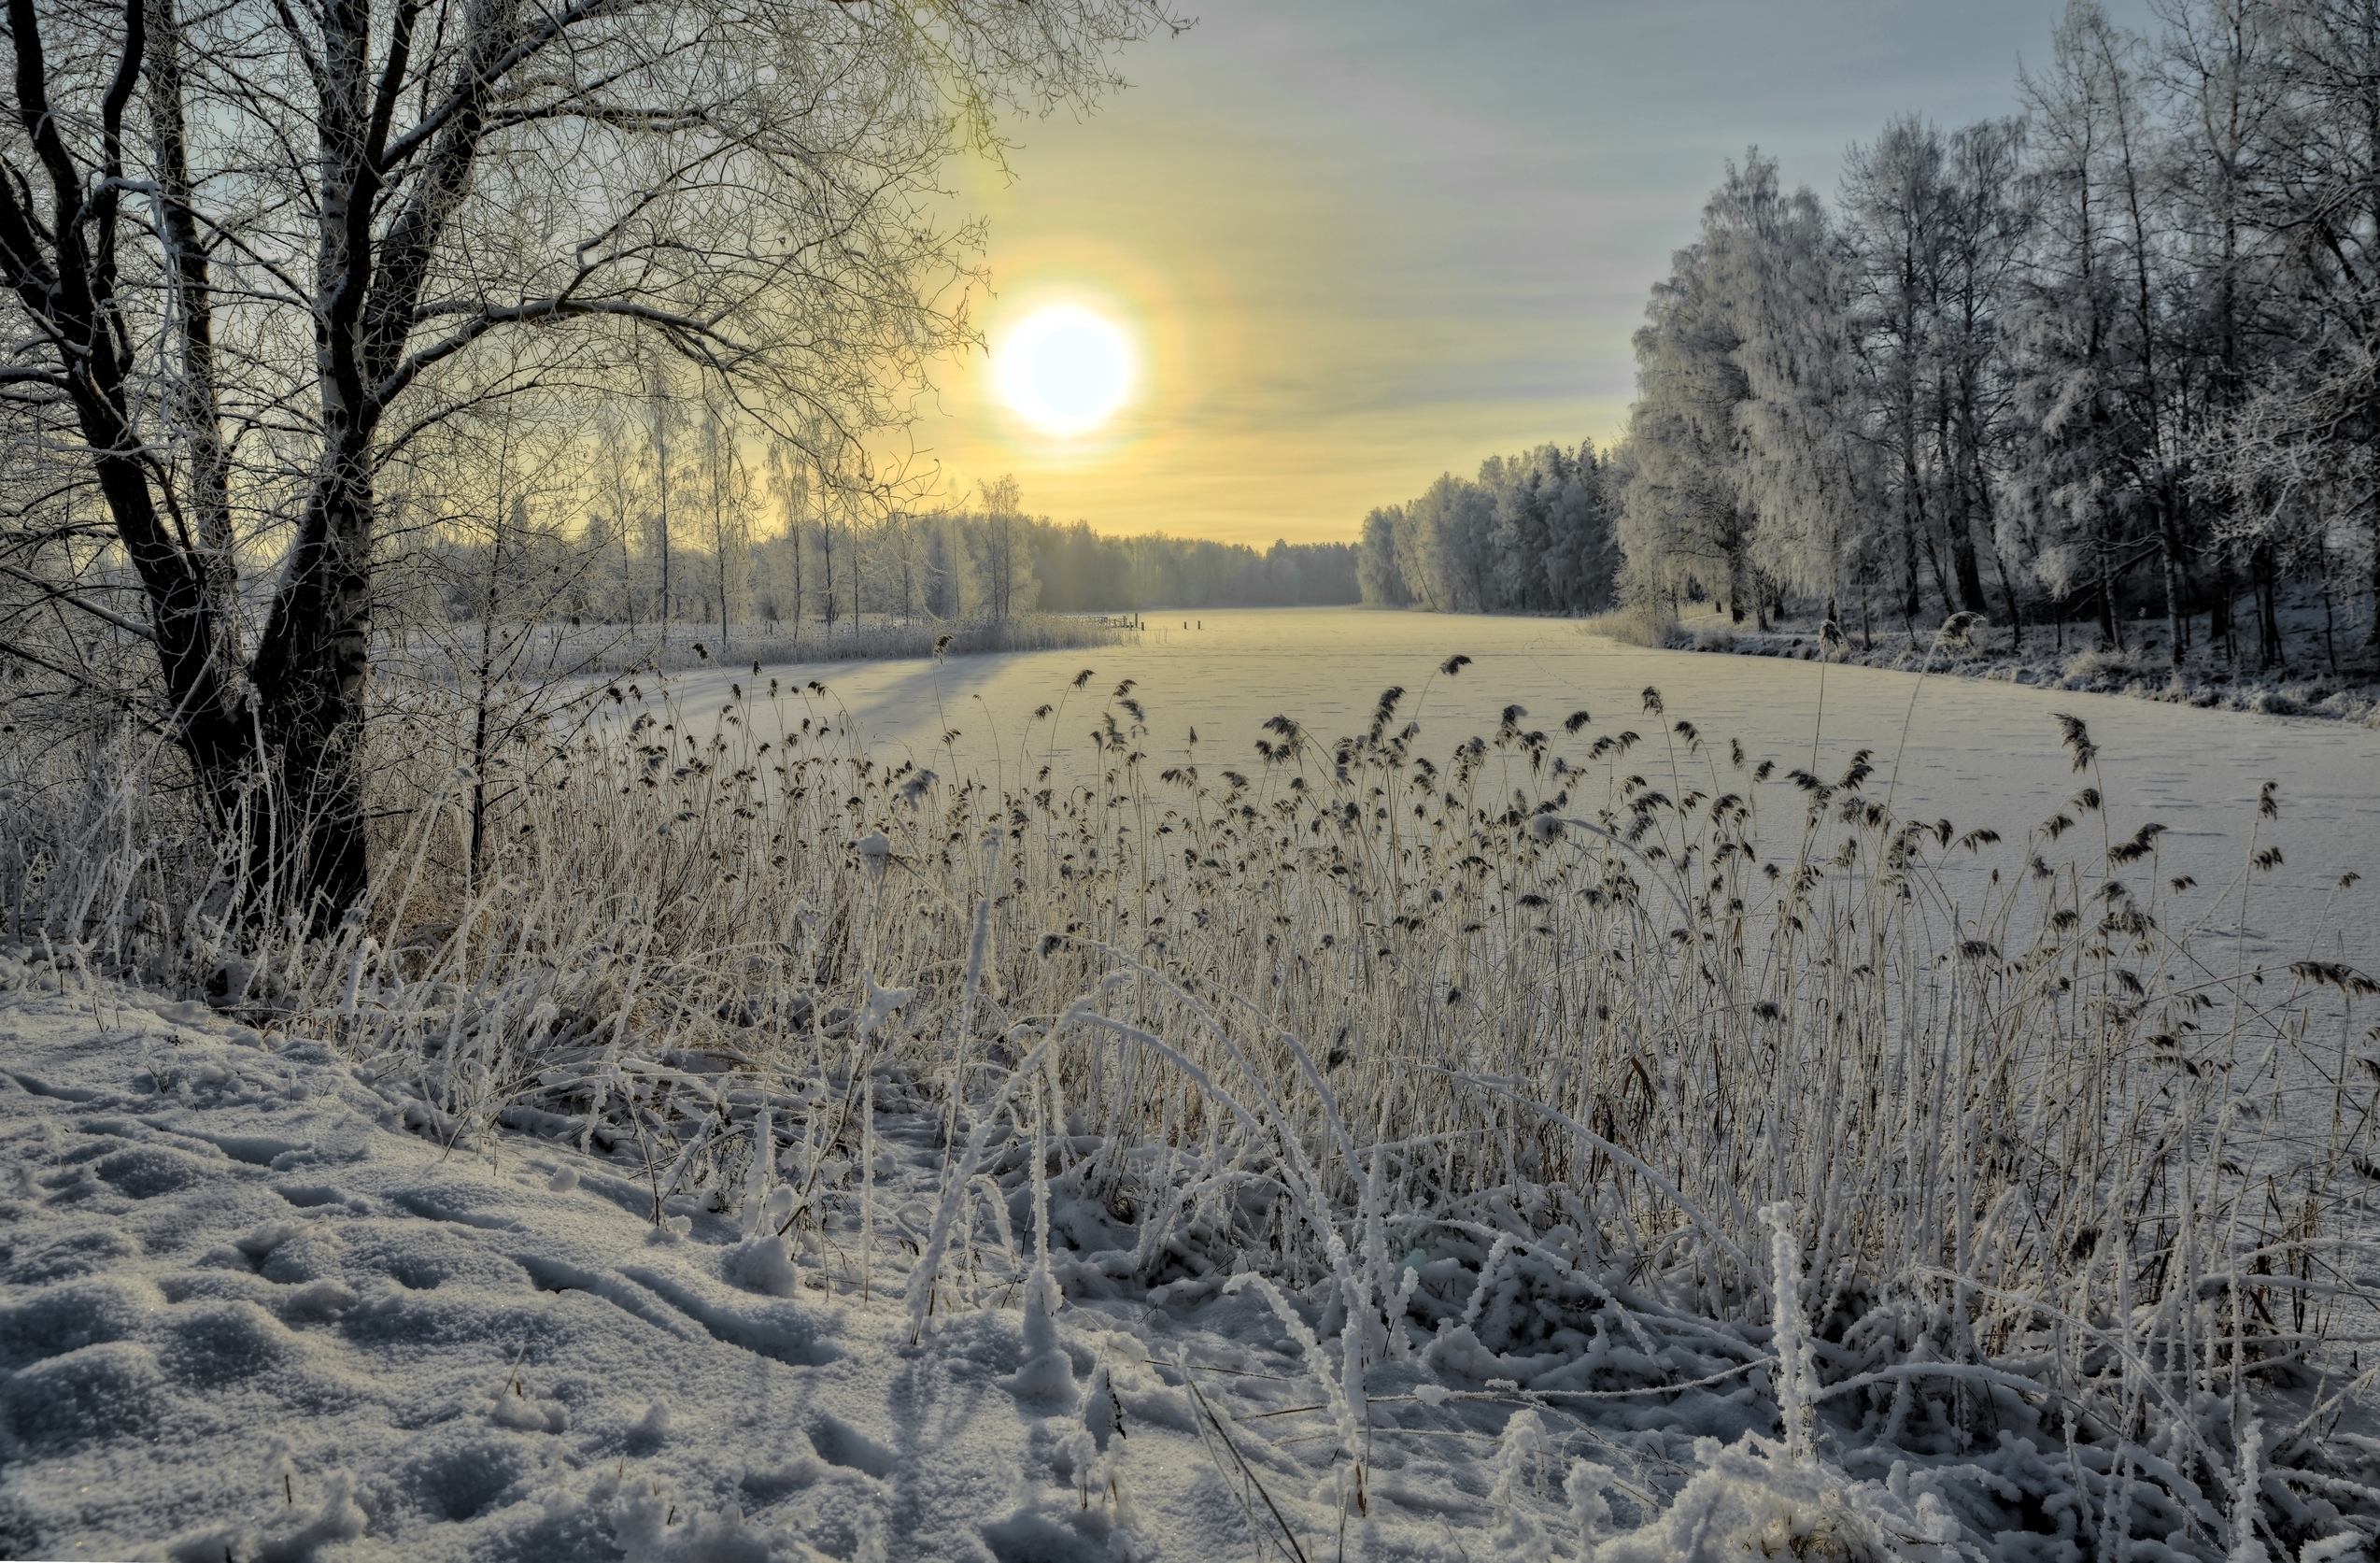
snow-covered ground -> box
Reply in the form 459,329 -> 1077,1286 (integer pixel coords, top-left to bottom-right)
0,968 -> 2001,1563
658,606 -> 2378,968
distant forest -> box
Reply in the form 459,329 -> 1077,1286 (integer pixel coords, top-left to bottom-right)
1363,0 -> 2380,673
1023,520 -> 1358,611
1355,442 -> 1620,615
386,443 -> 1359,639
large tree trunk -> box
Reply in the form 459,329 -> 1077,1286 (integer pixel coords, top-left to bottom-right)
2159,485 -> 2197,668
2253,541 -> 2283,671
1937,404 -> 1990,615
2096,524 -> 2120,650
1973,455 -> 2021,650
1947,497 -> 1989,616
248,434 -> 378,924
87,419 -> 258,825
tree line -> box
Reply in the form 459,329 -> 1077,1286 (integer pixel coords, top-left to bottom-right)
392,396 -> 1048,646
1025,520 -> 1357,611
392,390 -> 1361,644
1615,0 -> 2380,669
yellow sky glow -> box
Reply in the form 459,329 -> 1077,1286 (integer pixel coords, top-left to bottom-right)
872,14 -> 1635,547
854,2 -> 2156,547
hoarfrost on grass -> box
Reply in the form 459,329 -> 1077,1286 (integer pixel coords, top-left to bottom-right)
1,609 -> 2376,1559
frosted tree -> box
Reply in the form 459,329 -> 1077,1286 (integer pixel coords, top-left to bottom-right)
1621,227 -> 1761,622
1389,488 -> 1452,611
1843,118 -> 1960,630
974,476 -> 1035,620
1398,474 -> 1498,612
1932,121 -> 2035,640
1700,154 -> 1879,634
1540,442 -> 1620,612
2226,0 -> 2380,647
2012,3 -> 2149,650
2084,11 -> 2194,661
696,398 -> 753,644
876,512 -> 943,626
1480,450 -> 1553,609
589,399 -> 645,632
1592,0 -> 2380,666
0,0 -> 1168,916
1357,507 -> 1412,606
2154,0 -> 2289,663
762,437 -> 812,641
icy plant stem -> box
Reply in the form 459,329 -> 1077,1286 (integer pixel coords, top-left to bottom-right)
860,1073 -> 874,1301
1762,1201 -> 1816,1464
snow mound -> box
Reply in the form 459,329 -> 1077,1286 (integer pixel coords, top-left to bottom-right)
1589,1437 -> 1960,1562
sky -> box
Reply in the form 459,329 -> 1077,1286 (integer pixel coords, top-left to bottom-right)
899,0 -> 2153,547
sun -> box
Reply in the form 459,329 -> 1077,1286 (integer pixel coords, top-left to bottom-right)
996,305 -> 1134,437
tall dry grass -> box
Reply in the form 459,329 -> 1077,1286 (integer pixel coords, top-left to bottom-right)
1580,600 -> 1682,649
3,656 -> 2374,1556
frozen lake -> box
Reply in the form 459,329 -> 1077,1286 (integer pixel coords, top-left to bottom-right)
662,606 -> 2379,967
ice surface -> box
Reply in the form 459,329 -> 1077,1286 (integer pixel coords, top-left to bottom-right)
665,607 -> 2379,966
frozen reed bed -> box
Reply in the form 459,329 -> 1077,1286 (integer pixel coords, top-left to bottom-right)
4,662 -> 2377,1557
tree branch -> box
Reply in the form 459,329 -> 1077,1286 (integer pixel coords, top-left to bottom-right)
0,562 -> 159,642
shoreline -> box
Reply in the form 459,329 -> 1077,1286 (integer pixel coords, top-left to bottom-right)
1657,610 -> 2380,728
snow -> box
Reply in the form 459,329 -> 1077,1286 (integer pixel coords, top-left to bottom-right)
659,606 -> 2380,967
11,963 -> 2326,1562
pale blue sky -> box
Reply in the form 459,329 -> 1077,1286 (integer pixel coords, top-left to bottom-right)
907,0 -> 2152,543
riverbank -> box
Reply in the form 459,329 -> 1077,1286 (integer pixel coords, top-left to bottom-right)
1662,607 -> 2380,727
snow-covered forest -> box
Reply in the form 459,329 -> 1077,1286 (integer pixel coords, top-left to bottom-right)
1355,443 -> 1621,616
1362,0 -> 2380,679
1627,0 -> 2380,664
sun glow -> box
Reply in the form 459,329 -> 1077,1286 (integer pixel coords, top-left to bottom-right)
995,305 -> 1135,436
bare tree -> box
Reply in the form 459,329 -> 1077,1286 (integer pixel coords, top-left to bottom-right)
591,398 -> 642,634
646,364 -> 681,648
978,474 -> 1025,619
702,396 -> 751,644
764,434 -> 807,643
